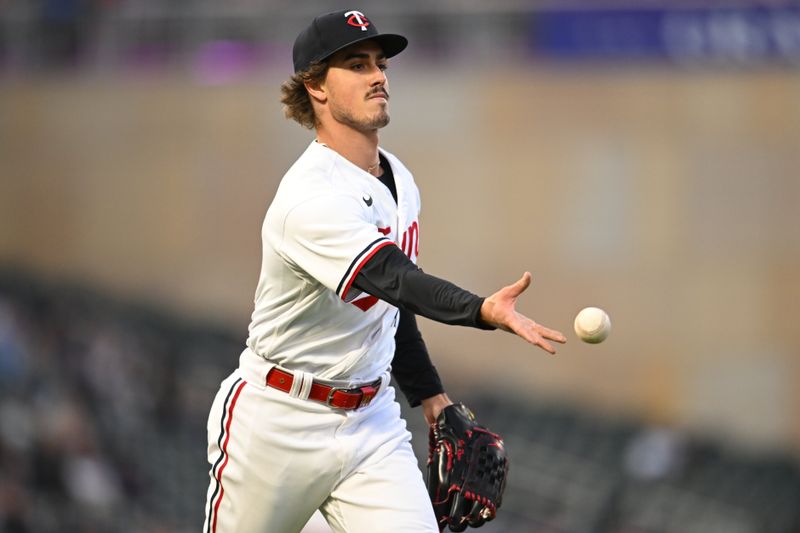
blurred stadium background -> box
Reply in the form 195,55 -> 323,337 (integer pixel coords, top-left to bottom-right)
2,1 -> 800,532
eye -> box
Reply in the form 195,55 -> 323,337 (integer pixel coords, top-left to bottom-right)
351,63 -> 365,71
378,62 -> 388,71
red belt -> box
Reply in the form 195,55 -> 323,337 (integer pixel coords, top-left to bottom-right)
265,367 -> 381,410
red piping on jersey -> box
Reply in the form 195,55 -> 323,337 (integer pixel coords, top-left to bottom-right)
340,240 -> 396,302
211,379 -> 247,533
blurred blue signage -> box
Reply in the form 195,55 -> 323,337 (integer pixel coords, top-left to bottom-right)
532,6 -> 800,64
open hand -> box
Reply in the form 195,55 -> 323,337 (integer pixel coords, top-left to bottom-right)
480,272 -> 566,354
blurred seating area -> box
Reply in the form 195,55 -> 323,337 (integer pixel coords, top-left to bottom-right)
1,269 -> 799,533
0,269 -> 237,533
3,1 -> 800,75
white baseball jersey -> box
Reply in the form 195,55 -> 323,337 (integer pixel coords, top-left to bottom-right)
245,140 -> 422,383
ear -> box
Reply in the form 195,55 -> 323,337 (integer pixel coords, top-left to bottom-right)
304,78 -> 327,104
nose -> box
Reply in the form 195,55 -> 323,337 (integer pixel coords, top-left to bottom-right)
369,65 -> 386,87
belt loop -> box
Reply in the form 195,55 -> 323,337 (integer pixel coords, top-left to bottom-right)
378,371 -> 390,395
289,370 -> 313,400
298,371 -> 313,400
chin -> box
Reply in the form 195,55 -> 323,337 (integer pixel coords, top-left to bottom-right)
372,112 -> 390,129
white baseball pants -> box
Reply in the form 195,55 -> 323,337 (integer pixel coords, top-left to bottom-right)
202,353 -> 438,533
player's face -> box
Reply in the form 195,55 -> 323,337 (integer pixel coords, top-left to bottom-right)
323,41 -> 390,132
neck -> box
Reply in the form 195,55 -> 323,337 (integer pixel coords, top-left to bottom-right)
315,122 -> 380,175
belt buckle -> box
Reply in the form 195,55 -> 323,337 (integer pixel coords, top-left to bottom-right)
326,379 -> 381,409
325,386 -> 347,407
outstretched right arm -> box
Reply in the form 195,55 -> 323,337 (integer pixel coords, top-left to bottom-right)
353,245 -> 565,354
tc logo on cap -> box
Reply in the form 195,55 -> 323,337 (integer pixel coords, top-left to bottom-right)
344,10 -> 370,31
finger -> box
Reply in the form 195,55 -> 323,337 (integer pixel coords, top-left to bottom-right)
535,337 -> 557,354
535,324 -> 567,344
508,315 -> 559,350
507,271 -> 531,297
510,323 -> 558,354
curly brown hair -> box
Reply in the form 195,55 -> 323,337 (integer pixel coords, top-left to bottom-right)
280,61 -> 329,130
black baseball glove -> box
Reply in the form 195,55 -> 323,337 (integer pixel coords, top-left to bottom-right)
427,403 -> 509,532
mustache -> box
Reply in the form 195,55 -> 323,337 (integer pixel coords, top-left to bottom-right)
367,87 -> 389,100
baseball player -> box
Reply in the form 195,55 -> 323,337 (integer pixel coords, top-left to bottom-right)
203,9 -> 566,533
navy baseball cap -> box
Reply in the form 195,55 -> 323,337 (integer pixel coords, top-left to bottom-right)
292,9 -> 408,73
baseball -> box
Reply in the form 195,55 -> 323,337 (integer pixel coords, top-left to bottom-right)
574,307 -> 611,343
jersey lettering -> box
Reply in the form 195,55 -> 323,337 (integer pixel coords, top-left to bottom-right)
401,221 -> 419,261
350,220 -> 421,312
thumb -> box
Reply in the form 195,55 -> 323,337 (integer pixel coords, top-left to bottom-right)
508,272 -> 532,297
